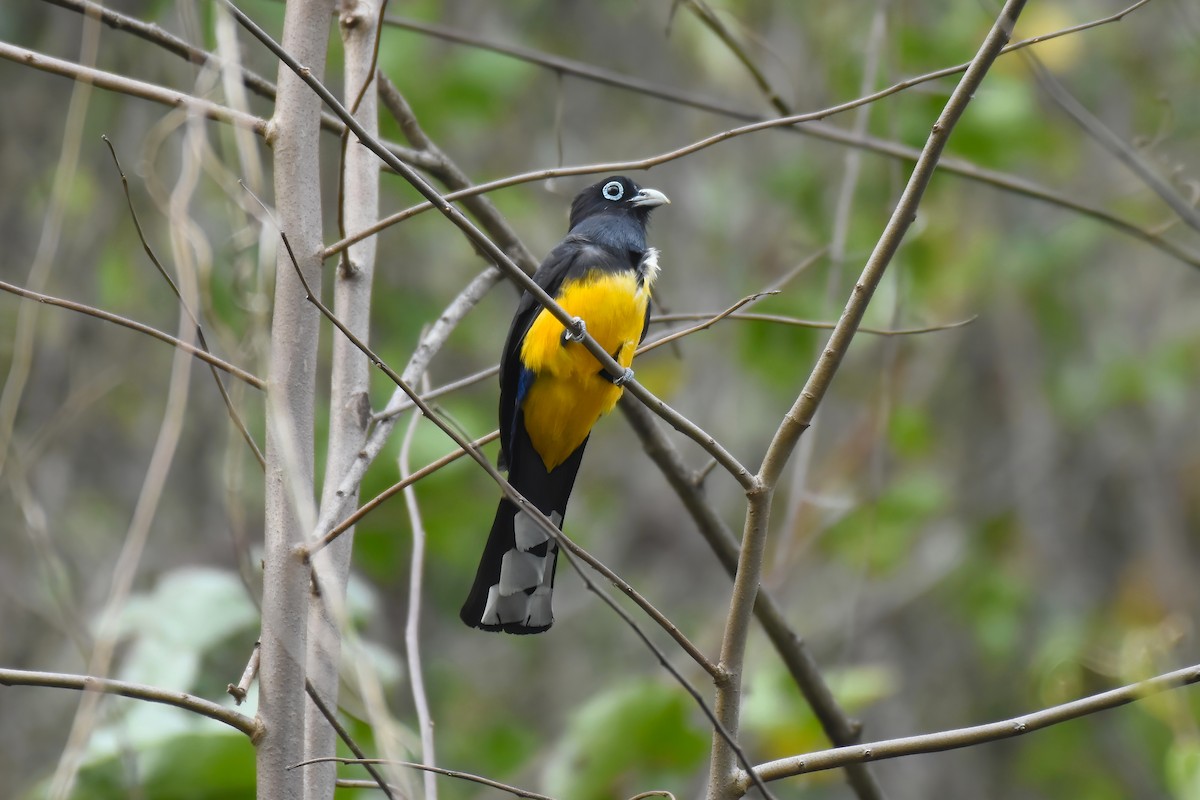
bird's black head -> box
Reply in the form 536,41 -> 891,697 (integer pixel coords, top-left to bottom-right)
568,175 -> 670,233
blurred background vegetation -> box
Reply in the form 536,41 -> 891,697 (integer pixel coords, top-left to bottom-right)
1,1 -> 1199,798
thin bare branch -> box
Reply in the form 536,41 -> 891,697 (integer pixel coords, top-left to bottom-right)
398,409 -> 438,800
375,73 -> 539,273
102,136 -> 265,468
0,669 -> 259,739
649,312 -> 978,339
637,291 -> 778,355
1025,51 -> 1200,234
746,663 -> 1200,789
309,433 -> 499,556
300,756 -> 558,800
0,41 -> 265,134
0,279 -> 266,390
624,385 -> 754,489
304,681 -> 397,800
683,0 -> 790,115
42,0 -> 279,99
39,0 -> 441,169
227,641 -> 260,704
804,124 -> 1200,270
371,365 -> 498,423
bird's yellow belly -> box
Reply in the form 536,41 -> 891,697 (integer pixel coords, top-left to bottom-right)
519,272 -> 648,471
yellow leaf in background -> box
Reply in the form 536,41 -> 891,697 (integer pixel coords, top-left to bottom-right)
1009,5 -> 1085,74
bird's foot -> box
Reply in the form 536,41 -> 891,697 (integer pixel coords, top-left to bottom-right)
561,317 -> 588,344
608,367 -> 635,387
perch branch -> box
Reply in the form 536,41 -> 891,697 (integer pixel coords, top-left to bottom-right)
0,668 -> 260,739
745,663 -> 1200,789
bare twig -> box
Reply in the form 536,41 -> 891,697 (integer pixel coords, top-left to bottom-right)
683,0 -> 790,115
0,668 -> 260,739
39,0 -> 442,170
0,17 -> 98,482
310,432 -> 499,555
744,663 -> 1200,789
1024,52 -> 1200,235
102,136 -> 266,468
637,292 -> 777,354
304,680 -> 398,800
0,279 -> 265,389
375,73 -> 539,273
399,409 -> 438,800
49,112 -> 206,795
42,0 -> 279,99
299,756 -> 558,800
0,41 -> 265,134
227,641 -> 260,704
371,365 -> 498,423
649,312 -> 978,338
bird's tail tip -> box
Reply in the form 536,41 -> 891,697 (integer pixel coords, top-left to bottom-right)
460,588 -> 554,635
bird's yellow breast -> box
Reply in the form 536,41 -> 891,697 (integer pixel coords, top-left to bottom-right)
519,271 -> 649,471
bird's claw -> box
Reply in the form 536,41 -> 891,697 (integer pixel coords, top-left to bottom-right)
562,317 -> 588,344
612,367 -> 635,387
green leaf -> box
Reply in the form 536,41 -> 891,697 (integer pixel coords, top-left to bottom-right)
542,680 -> 707,800
822,470 -> 949,574
112,567 -> 258,654
1167,739 -> 1200,800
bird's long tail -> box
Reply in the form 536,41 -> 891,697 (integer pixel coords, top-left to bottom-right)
460,428 -> 588,634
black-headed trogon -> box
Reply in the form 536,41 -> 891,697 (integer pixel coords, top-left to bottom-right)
460,175 -> 670,634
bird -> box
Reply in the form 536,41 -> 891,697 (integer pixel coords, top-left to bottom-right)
460,175 -> 670,634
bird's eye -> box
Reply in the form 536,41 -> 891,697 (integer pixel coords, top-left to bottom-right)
602,180 -> 624,201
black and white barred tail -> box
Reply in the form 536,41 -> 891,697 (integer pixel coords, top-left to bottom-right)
460,427 -> 587,634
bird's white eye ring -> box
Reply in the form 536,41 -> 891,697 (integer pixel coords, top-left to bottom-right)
602,180 -> 624,201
